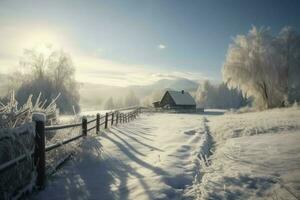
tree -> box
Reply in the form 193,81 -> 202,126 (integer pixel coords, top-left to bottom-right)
277,27 -> 300,103
222,26 -> 288,109
114,98 -> 124,109
104,97 -> 114,110
195,80 -> 247,109
142,89 -> 167,107
14,46 -> 80,114
124,90 -> 140,107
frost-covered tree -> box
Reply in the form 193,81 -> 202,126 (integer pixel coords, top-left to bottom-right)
142,89 -> 167,107
195,80 -> 247,109
276,27 -> 300,103
124,90 -> 140,107
104,97 -> 114,110
114,98 -> 124,109
13,46 -> 80,113
195,80 -> 214,107
223,26 -> 288,109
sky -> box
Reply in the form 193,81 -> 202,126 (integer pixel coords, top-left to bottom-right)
0,0 -> 299,86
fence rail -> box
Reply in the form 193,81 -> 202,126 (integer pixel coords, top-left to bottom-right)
0,107 -> 142,196
45,122 -> 82,131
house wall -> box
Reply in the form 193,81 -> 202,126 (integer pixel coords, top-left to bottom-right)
172,105 -> 196,109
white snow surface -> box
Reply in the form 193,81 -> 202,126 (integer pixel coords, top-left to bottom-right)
195,107 -> 300,200
35,113 -> 212,200
34,107 -> 300,200
167,91 -> 196,106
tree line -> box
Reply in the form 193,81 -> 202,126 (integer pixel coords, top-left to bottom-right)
103,90 -> 140,110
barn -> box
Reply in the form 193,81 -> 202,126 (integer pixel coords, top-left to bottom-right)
158,90 -> 196,110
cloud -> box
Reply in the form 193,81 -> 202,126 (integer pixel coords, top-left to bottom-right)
158,44 -> 166,49
151,71 -> 211,82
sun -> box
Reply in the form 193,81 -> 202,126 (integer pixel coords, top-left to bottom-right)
20,28 -> 64,53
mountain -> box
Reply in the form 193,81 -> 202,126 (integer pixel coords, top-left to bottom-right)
152,78 -> 198,90
128,78 -> 199,97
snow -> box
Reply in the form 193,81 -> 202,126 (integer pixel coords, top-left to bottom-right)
32,113 -> 46,122
193,107 -> 300,200
198,131 -> 300,200
33,107 -> 300,200
34,113 -> 212,200
167,91 -> 196,106
0,122 -> 36,199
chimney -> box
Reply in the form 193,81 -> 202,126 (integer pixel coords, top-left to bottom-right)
181,90 -> 184,94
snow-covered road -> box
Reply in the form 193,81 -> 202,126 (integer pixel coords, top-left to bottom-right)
35,113 -> 213,200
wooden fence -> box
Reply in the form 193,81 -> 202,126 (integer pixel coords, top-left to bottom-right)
0,107 -> 142,196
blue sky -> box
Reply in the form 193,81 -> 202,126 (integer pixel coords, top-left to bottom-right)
0,0 -> 299,86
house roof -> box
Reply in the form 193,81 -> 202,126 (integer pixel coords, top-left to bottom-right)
167,90 -> 196,106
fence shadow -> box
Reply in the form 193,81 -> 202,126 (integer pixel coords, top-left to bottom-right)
34,136 -> 118,200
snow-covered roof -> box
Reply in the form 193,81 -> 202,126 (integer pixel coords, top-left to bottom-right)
167,90 -> 196,106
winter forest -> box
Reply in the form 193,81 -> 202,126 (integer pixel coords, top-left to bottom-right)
1,1 -> 300,200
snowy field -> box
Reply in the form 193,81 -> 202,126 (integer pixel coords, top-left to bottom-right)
33,107 -> 300,200
196,107 -> 300,200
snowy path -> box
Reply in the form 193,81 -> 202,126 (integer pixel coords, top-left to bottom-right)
35,113 -> 212,200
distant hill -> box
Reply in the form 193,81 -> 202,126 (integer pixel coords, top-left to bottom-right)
150,78 -> 198,91
128,78 -> 199,97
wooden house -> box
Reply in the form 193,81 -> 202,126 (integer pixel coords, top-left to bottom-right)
158,90 -> 196,110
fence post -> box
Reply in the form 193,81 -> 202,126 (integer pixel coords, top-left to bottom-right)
116,112 -> 119,125
123,113 -> 125,123
96,113 -> 100,134
33,113 -> 46,189
82,116 -> 87,136
105,112 -> 108,129
111,112 -> 114,126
